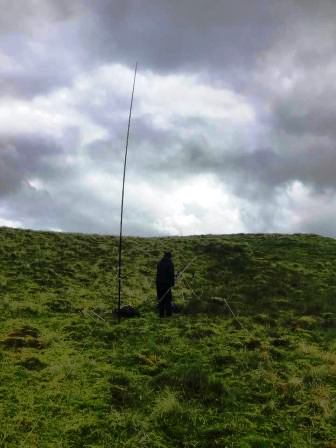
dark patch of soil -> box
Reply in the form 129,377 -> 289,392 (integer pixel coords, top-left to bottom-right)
271,337 -> 291,347
245,338 -> 262,350
3,337 -> 45,350
9,326 -> 40,338
3,326 -> 44,350
18,357 -> 47,371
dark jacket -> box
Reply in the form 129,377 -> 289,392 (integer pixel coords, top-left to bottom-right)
156,255 -> 175,287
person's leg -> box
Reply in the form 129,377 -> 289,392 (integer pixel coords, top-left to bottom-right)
158,300 -> 165,318
157,284 -> 166,318
165,289 -> 172,317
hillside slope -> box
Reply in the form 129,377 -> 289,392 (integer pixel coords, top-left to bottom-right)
1,227 -> 336,447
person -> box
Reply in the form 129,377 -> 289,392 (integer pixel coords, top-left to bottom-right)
156,251 -> 175,318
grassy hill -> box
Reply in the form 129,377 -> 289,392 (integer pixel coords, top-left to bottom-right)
1,227 -> 336,447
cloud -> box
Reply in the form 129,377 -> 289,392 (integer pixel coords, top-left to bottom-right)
0,0 -> 83,34
0,65 -> 254,235
1,60 -> 335,236
0,0 -> 88,98
81,0 -> 285,79
1,1 -> 336,237
0,134 -> 65,196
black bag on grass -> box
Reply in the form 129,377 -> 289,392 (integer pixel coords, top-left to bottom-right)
115,305 -> 140,318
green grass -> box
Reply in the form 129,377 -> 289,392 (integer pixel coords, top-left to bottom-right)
1,227 -> 336,447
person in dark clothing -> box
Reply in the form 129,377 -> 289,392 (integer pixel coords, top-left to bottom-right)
156,251 -> 175,318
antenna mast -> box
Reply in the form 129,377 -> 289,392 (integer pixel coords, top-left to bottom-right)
117,63 -> 138,319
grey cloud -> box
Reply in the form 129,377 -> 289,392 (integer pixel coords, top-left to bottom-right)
270,80 -> 336,139
80,0 -> 287,79
1,164 -> 162,236
2,0 -> 336,98
1,0 -> 336,237
84,114 -> 184,178
0,0 -> 83,34
1,183 -> 110,234
0,1 -> 94,98
0,22 -> 85,98
273,102 -> 336,138
297,207 -> 336,237
78,0 -> 336,96
0,133 -> 112,233
202,144 -> 336,195
0,131 -> 160,235
0,134 -> 65,196
128,116 -> 336,197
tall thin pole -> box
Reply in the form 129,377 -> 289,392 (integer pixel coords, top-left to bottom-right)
118,62 -> 138,320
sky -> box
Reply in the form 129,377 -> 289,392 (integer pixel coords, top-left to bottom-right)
0,0 -> 336,237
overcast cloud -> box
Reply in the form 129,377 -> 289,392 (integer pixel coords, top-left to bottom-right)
0,0 -> 336,236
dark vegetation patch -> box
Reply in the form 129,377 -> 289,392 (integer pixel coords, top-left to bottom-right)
18,357 -> 47,371
212,352 -> 236,367
271,337 -> 292,347
8,326 -> 40,338
46,299 -> 73,313
151,363 -> 227,405
14,305 -> 41,317
245,337 -> 262,350
2,325 -> 45,350
321,312 -> 336,328
3,336 -> 45,350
